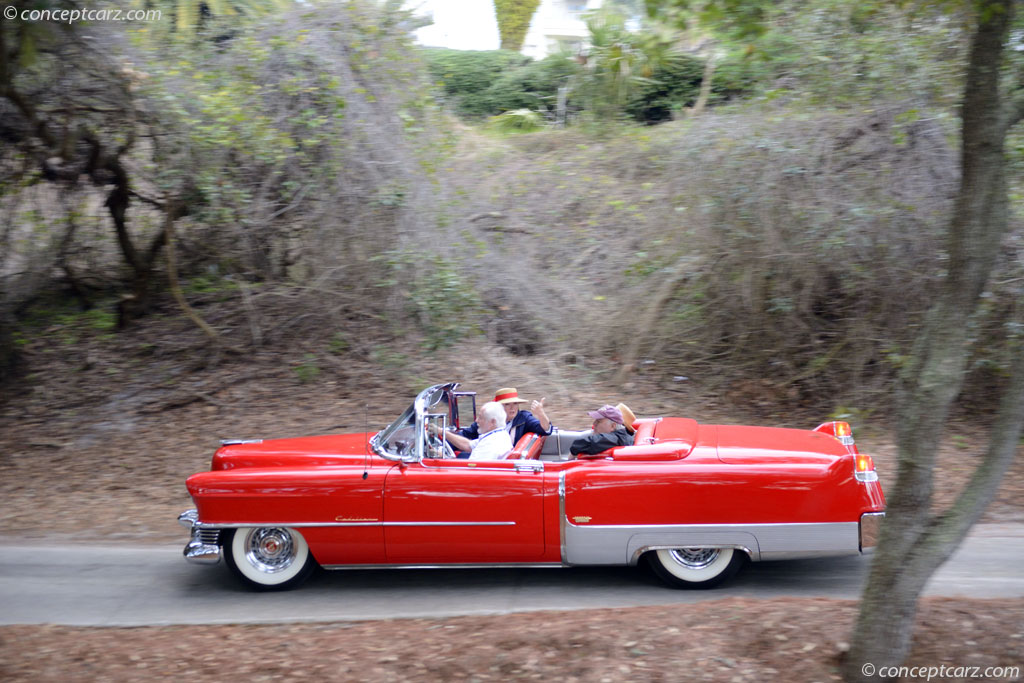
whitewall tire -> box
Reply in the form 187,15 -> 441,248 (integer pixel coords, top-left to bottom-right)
223,527 -> 317,591
648,547 -> 745,589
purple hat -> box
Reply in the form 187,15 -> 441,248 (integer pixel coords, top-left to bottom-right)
587,404 -> 624,425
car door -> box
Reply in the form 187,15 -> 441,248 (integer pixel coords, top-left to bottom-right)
383,458 -> 545,563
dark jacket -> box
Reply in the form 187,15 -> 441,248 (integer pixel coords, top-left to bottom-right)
458,409 -> 552,446
570,427 -> 634,456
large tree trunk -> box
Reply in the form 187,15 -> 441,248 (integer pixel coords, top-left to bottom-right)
842,2 -> 1023,679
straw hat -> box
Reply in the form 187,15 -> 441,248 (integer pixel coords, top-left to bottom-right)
493,388 -> 528,404
616,403 -> 637,434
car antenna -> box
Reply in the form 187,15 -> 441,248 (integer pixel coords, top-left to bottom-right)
362,404 -> 369,479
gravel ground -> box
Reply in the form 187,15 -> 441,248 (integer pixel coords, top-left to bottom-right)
1,598 -> 1022,682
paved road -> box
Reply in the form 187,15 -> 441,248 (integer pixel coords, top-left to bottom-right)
2,523 -> 1022,627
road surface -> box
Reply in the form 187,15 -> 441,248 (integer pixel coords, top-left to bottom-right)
2,523 -> 1021,627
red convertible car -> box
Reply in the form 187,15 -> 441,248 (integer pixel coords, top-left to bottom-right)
179,382 -> 885,591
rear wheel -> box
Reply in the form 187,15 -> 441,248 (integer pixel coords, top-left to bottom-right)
223,527 -> 317,591
648,547 -> 745,589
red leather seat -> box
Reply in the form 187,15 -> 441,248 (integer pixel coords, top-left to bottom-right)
506,432 -> 544,460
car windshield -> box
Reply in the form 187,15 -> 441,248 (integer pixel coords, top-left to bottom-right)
371,383 -> 457,459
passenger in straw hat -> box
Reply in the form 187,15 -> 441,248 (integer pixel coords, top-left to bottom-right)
569,403 -> 636,456
456,387 -> 553,450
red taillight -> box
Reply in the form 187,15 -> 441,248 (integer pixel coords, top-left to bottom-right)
813,420 -> 858,452
855,454 -> 878,482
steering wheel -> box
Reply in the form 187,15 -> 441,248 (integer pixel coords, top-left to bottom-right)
426,424 -> 456,459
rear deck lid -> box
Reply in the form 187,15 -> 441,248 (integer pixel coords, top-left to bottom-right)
715,425 -> 847,465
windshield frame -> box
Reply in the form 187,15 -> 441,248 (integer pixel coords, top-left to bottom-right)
370,382 -> 460,462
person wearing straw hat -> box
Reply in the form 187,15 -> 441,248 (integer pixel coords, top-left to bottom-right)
456,387 -> 553,449
569,403 -> 636,456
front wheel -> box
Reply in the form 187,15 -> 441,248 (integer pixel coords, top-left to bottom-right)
647,547 -> 745,589
223,527 -> 317,591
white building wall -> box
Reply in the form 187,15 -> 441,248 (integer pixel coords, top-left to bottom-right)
412,0 -> 501,52
522,0 -> 602,60
412,0 -> 602,58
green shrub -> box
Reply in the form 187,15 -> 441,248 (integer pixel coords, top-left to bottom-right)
422,48 -> 533,117
488,109 -> 546,133
480,54 -> 578,116
624,53 -> 705,123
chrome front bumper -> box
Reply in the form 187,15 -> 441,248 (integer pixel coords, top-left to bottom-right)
860,511 -> 885,553
178,509 -> 221,565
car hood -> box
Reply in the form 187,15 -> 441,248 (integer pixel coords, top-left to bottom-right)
211,432 -> 377,470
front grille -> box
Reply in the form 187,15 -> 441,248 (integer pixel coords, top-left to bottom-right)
198,529 -> 221,545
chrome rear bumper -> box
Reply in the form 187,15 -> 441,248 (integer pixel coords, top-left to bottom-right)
179,509 -> 221,565
860,511 -> 885,553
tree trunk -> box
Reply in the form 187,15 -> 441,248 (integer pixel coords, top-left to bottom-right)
0,312 -> 20,384
686,56 -> 716,118
105,158 -> 166,325
842,2 -> 1021,680
494,0 -> 540,52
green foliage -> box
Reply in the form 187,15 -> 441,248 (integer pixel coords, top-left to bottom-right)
481,54 -> 579,115
327,333 -> 349,355
624,52 -> 705,122
293,354 -> 321,383
646,0 -> 967,108
137,0 -> 440,286
755,1 -> 966,106
127,0 -> 291,38
373,250 -> 483,350
493,0 -> 541,51
577,8 -> 685,121
423,48 -> 534,117
182,273 -> 239,296
644,0 -> 772,40
488,109 -> 546,133
20,299 -> 118,346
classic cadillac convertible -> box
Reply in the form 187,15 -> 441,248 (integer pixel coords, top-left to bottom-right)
179,382 -> 885,591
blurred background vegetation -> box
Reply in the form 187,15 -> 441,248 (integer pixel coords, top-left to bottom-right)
1,0 -> 1021,418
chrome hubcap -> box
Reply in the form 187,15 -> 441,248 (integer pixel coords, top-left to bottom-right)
667,547 -> 720,570
244,528 -> 296,573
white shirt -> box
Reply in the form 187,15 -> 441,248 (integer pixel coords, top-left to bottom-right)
468,427 -> 513,460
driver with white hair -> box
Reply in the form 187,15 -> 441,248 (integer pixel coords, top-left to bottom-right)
437,401 -> 513,460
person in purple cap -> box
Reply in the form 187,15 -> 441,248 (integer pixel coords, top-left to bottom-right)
569,403 -> 635,456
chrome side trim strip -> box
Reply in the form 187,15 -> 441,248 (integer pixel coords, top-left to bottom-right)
322,562 -> 564,570
384,521 -> 516,527
192,520 -> 516,529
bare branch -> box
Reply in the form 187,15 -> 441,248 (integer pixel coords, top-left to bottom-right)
163,201 -> 244,354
